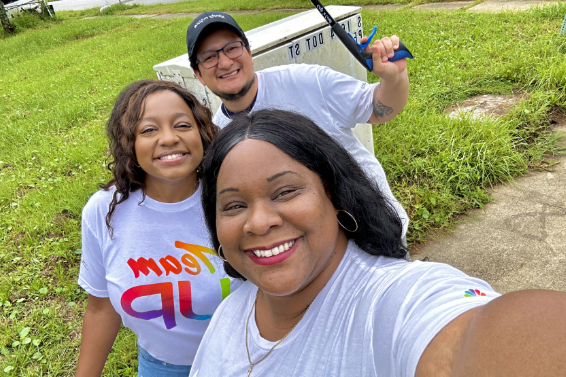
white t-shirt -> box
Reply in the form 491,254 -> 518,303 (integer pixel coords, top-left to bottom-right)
190,240 -> 499,376
78,186 -> 240,365
213,64 -> 409,239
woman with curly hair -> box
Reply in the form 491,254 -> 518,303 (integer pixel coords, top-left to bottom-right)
75,80 -> 238,376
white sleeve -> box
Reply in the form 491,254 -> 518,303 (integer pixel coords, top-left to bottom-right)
316,65 -> 377,128
77,201 -> 109,297
372,262 -> 500,377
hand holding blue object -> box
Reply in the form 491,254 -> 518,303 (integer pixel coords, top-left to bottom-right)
311,0 -> 413,72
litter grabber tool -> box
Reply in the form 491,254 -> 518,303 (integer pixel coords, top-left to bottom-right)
310,0 -> 413,72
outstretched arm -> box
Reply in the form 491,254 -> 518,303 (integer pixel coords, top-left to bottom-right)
365,35 -> 410,124
75,295 -> 122,377
417,290 -> 566,376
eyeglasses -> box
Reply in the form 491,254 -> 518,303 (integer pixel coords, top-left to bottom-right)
196,41 -> 246,69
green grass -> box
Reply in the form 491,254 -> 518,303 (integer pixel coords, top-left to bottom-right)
1,3 -> 566,375
58,0 -> 462,18
99,3 -> 141,16
0,10 -> 58,38
363,6 -> 566,236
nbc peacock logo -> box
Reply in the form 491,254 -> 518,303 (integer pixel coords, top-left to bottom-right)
464,289 -> 486,297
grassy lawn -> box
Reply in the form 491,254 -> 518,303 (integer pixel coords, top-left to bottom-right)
60,0 -> 441,19
1,4 -> 566,375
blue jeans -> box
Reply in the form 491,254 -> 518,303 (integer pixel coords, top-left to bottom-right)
137,344 -> 192,377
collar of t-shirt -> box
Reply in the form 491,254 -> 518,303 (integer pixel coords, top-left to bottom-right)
248,241 -> 357,350
220,91 -> 258,120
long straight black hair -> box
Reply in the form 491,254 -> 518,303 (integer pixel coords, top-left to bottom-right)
201,109 -> 406,279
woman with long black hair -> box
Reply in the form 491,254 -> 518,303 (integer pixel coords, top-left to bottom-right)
191,109 -> 566,377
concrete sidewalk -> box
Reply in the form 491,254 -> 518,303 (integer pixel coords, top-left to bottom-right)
412,0 -> 558,11
411,124 -> 566,294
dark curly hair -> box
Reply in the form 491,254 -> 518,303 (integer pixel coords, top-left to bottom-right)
101,79 -> 218,235
201,109 -> 407,280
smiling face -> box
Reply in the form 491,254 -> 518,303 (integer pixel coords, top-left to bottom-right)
134,90 -> 204,199
193,28 -> 256,102
216,139 -> 348,296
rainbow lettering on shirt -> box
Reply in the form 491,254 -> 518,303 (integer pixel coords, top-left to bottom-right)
126,242 -> 217,278
464,289 -> 486,297
120,241 -> 231,329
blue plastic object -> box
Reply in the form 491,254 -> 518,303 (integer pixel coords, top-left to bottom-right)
355,26 -> 378,50
347,26 -> 413,71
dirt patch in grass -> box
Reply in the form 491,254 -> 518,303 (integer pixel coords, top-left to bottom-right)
65,163 -> 86,177
446,93 -> 529,119
60,302 -> 80,325
69,327 -> 81,344
534,107 -> 566,169
9,293 -> 27,301
54,210 -> 75,224
549,106 -> 566,127
40,254 -> 67,280
43,296 -> 82,325
74,34 -> 94,40
46,231 -> 65,239
13,232 -> 25,247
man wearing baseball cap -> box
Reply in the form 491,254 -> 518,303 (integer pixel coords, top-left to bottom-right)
187,11 -> 411,243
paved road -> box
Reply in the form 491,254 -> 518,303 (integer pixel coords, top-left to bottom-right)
49,0 -> 194,12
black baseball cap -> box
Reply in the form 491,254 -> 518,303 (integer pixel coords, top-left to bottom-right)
187,11 -> 248,69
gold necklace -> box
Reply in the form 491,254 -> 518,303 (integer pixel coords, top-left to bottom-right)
245,291 -> 311,377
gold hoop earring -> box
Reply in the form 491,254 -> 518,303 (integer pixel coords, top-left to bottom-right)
337,210 -> 358,232
217,245 -> 227,262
